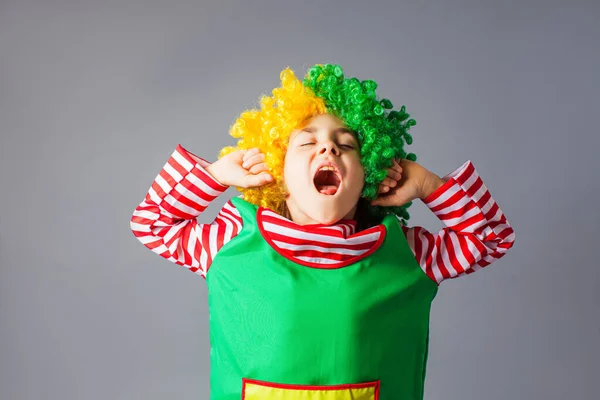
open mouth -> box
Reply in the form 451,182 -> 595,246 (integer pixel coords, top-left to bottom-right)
313,166 -> 341,195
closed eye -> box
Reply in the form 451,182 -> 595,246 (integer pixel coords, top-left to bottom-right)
340,144 -> 355,149
301,142 -> 315,146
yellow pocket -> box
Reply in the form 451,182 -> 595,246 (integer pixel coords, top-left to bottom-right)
242,378 -> 380,400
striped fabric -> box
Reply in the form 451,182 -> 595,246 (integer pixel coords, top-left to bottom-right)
130,144 -> 515,285
258,208 -> 385,268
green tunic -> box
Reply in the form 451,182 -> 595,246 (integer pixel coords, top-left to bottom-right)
206,197 -> 439,400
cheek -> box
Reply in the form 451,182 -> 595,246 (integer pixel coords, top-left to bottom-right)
283,155 -> 294,181
349,158 -> 365,185
283,154 -> 308,187
354,170 -> 365,191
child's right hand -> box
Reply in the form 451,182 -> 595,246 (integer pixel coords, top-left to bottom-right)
206,148 -> 274,188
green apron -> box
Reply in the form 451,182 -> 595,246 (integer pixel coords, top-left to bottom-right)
206,197 -> 439,400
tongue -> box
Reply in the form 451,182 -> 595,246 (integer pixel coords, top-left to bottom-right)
314,170 -> 340,195
318,185 -> 338,195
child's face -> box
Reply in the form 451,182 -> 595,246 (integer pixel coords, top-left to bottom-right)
283,114 -> 365,225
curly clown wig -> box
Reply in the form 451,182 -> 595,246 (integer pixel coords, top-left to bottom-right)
219,63 -> 418,225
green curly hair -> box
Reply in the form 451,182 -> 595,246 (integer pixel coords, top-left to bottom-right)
303,64 -> 417,223
220,63 -> 418,225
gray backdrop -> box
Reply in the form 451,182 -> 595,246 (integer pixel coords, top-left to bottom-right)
1,1 -> 599,399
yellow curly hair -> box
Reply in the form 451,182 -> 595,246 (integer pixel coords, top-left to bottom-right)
218,67 -> 327,214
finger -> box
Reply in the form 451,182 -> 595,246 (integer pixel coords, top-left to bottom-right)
378,184 -> 391,194
242,152 -> 266,169
381,177 -> 398,187
391,159 -> 403,174
371,195 -> 392,207
248,162 -> 269,175
242,148 -> 261,162
243,172 -> 273,188
387,168 -> 402,182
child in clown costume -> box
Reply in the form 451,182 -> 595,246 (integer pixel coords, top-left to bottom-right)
130,64 -> 515,400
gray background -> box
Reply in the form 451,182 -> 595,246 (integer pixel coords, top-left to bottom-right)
1,1 -> 599,399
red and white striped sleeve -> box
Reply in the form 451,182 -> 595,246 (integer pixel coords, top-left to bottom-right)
130,144 -> 243,279
401,160 -> 516,285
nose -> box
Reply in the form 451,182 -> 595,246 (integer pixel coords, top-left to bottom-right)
318,142 -> 340,157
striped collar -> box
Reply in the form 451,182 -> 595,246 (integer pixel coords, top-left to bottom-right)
257,207 -> 386,269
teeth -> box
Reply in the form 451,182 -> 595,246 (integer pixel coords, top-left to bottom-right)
318,166 -> 336,172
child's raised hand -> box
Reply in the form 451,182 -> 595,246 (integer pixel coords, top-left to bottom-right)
206,148 -> 274,188
370,159 -> 430,207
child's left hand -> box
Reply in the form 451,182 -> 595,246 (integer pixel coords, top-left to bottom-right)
370,159 -> 441,207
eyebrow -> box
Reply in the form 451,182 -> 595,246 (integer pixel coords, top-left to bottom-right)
300,126 -> 355,136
